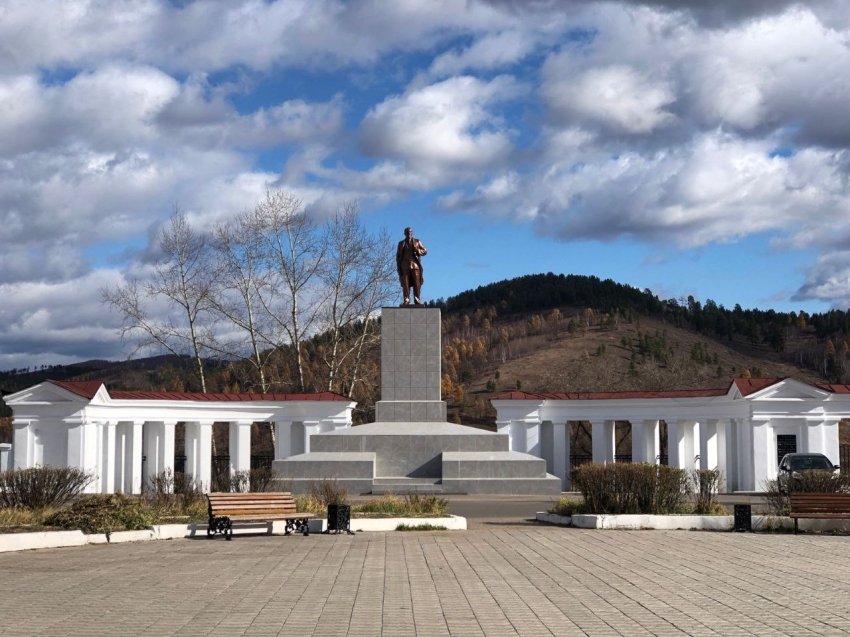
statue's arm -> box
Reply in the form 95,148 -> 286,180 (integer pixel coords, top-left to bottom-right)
416,240 -> 427,256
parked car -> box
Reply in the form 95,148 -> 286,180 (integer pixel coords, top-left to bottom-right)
778,452 -> 839,476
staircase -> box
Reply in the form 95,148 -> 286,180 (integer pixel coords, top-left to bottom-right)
371,477 -> 444,495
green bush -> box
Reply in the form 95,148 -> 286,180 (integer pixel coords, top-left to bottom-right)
44,494 -> 159,534
0,466 -> 93,510
764,470 -> 850,515
571,463 -> 690,514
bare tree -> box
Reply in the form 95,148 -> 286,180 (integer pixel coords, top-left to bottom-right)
209,209 -> 281,393
102,207 -> 215,392
319,204 -> 395,394
255,191 -> 326,392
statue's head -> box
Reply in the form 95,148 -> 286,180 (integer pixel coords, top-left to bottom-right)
404,227 -> 413,238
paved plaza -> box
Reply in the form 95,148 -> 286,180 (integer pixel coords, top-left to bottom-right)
2,526 -> 850,637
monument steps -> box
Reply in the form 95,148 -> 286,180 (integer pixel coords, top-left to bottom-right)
273,307 -> 563,496
371,477 -> 445,495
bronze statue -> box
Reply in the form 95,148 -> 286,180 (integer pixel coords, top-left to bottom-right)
396,227 -> 427,305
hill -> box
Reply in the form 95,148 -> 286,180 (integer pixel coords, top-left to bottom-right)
4,272 -> 850,448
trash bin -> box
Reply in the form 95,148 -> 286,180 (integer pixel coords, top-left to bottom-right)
325,504 -> 353,535
733,504 -> 752,532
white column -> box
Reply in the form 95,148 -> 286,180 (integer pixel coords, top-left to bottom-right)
699,419 -> 718,470
716,419 -> 729,492
144,421 -> 176,485
302,421 -> 320,454
738,418 -> 755,491
102,422 -> 117,494
274,422 -> 292,460
723,418 -> 738,493
822,419 -> 840,466
553,422 -> 569,491
591,419 -> 615,464
185,421 -> 213,490
752,418 -> 771,486
83,420 -> 99,493
509,421 -> 526,453
668,419 -> 696,470
162,421 -> 176,480
13,419 -> 32,469
229,421 -> 252,474
94,422 -> 104,493
632,419 -> 660,464
127,421 -> 144,494
0,444 -> 11,472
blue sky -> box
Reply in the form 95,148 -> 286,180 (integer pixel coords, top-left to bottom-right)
2,0 -> 850,370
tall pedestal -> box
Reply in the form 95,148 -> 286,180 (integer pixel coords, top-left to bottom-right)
274,307 -> 561,495
374,308 -> 447,422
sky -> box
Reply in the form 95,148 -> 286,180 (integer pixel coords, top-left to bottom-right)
3,0 -> 850,371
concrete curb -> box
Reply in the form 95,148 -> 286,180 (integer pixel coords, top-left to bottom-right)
536,512 -> 850,532
0,515 -> 468,553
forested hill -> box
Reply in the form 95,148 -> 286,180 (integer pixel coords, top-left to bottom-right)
444,273 -> 662,316
437,272 -> 849,378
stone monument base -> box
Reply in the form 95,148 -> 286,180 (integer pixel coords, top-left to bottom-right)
273,421 -> 562,495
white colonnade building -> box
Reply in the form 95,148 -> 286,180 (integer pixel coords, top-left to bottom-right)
491,378 -> 848,492
5,380 -> 355,493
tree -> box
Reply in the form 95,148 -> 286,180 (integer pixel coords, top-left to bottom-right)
318,203 -> 395,394
255,191 -> 326,392
102,207 -> 215,392
209,209 -> 280,393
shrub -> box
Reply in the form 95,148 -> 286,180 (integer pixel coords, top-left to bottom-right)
0,466 -> 93,510
396,523 -> 448,531
310,479 -> 349,506
764,470 -> 850,515
571,463 -> 690,515
44,494 -> 159,534
354,494 -> 449,517
692,468 -> 723,514
212,468 -> 281,493
548,497 -> 585,516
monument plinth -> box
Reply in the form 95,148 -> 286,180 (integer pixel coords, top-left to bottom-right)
274,307 -> 561,495
374,308 -> 446,422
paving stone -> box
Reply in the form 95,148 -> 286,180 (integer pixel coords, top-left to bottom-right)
2,529 -> 850,636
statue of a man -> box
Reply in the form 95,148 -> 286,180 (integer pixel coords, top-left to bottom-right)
396,227 -> 427,306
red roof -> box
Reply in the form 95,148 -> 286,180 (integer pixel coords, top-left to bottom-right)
815,383 -> 850,394
47,379 -> 104,399
492,377 -> 850,401
47,380 -> 348,402
491,388 -> 729,401
732,378 -> 783,396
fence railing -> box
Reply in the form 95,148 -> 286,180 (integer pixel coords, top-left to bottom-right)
841,445 -> 850,475
570,454 -> 669,467
173,455 -> 275,476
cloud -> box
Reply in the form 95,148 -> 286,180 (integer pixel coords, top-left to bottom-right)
359,75 -> 524,177
0,270 -> 129,365
543,64 -> 677,134
441,131 -> 850,249
0,0 -> 517,74
794,252 -> 850,308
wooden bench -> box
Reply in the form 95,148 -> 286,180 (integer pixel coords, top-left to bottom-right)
207,492 -> 314,540
789,493 -> 850,534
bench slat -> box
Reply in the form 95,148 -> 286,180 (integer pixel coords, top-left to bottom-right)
788,493 -> 850,534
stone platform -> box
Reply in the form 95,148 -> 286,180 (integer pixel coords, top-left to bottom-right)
273,307 -> 562,496
274,420 -> 561,495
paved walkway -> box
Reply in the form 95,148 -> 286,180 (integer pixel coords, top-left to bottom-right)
1,527 -> 849,636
